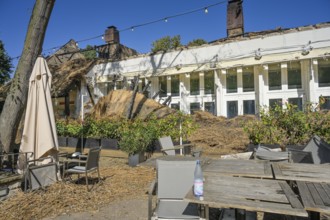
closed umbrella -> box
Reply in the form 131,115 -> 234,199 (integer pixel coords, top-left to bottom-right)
19,56 -> 59,164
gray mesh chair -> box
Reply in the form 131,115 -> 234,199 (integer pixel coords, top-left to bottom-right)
148,159 -> 201,220
302,135 -> 330,164
64,146 -> 101,191
254,145 -> 290,162
158,136 -> 202,157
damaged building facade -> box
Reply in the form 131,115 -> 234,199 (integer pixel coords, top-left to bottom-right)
85,1 -> 330,118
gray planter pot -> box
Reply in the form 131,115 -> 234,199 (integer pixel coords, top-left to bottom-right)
128,152 -> 145,167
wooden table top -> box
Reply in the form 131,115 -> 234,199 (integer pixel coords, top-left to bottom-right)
296,181 -> 330,214
203,159 -> 273,179
184,175 -> 308,217
272,162 -> 330,183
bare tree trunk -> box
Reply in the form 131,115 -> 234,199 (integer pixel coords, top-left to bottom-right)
127,76 -> 139,119
0,0 -> 55,153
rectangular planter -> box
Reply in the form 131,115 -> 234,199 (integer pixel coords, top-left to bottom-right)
101,138 -> 118,150
57,136 -> 67,147
83,138 -> 100,148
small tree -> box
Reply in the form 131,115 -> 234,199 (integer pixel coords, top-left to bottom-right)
82,45 -> 97,60
0,40 -> 12,85
187,39 -> 207,47
151,35 -> 182,53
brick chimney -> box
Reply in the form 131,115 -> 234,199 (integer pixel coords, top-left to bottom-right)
227,0 -> 244,38
104,26 -> 120,44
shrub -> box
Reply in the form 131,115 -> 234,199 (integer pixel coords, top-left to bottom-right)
244,102 -> 330,146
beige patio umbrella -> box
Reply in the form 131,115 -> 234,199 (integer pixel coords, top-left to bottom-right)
19,56 -> 59,164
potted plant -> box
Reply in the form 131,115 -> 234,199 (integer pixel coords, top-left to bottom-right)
118,119 -> 152,167
56,119 -> 68,146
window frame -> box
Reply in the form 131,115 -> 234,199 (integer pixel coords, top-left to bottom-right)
268,64 -> 282,91
190,73 -> 200,95
226,68 -> 237,93
287,61 -> 302,89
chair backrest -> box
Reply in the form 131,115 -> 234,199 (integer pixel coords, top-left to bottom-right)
159,136 -> 175,156
303,135 -> 330,164
255,150 -> 290,161
288,149 -> 314,164
157,159 -> 196,199
85,147 -> 101,170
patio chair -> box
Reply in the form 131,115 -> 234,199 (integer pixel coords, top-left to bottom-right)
253,145 -> 290,162
158,136 -> 202,157
25,156 -> 58,191
148,159 -> 202,220
63,146 -> 101,191
302,135 -> 330,164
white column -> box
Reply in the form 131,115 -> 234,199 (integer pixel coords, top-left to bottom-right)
256,65 -> 267,111
281,63 -> 288,91
200,72 -> 205,110
167,76 -> 171,97
309,59 -> 318,104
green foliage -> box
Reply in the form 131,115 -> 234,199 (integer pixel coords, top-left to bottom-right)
82,45 -> 97,60
151,35 -> 182,53
56,111 -> 198,155
82,118 -> 121,139
0,40 -> 12,85
65,119 -> 83,138
187,39 -> 207,47
117,119 -> 153,155
244,102 -> 330,146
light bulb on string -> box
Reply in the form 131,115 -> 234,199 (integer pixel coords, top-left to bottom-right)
204,7 -> 208,14
131,26 -> 134,31
164,18 -> 168,22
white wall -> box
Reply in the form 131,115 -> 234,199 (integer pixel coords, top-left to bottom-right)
87,25 -> 330,117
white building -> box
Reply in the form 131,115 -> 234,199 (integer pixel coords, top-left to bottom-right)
86,22 -> 330,118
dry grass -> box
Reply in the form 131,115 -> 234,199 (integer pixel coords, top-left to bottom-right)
0,156 -> 155,220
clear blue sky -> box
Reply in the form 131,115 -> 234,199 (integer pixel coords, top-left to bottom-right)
1,0 -> 330,71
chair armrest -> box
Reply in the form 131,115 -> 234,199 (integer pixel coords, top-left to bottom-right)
148,179 -> 157,220
78,154 -> 88,160
173,143 -> 194,148
160,146 -> 184,152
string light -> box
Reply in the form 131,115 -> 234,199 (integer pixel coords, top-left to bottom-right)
10,0 -> 227,60
204,8 -> 209,14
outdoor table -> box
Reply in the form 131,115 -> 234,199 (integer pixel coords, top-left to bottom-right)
203,159 -> 273,179
296,181 -> 330,220
184,175 -> 308,220
272,162 -> 330,183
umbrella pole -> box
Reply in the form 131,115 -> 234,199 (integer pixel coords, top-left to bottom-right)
81,90 -> 84,153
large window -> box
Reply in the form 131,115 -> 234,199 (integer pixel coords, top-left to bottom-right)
226,68 -> 237,93
115,81 -> 123,90
171,103 -> 180,110
190,73 -> 200,95
268,63 -> 282,90
269,98 -> 282,109
288,61 -> 302,89
171,75 -> 180,97
227,101 -> 238,118
318,59 -> 330,87
243,100 -> 255,115
288,98 -> 303,111
190,102 -> 200,114
243,66 -> 254,92
204,71 -> 215,95
159,76 -> 167,97
205,102 -> 215,115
